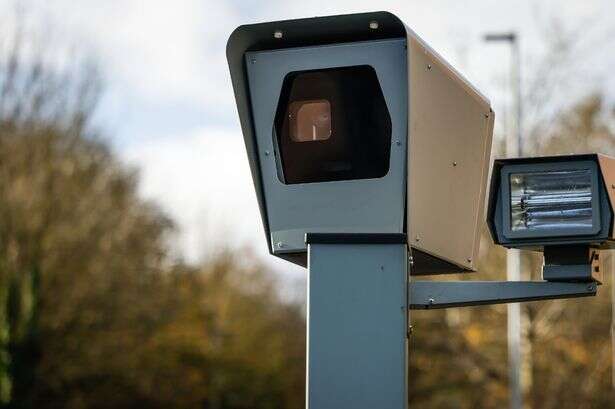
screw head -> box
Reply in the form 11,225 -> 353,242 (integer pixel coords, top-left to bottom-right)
276,242 -> 284,248
427,64 -> 432,70
369,21 -> 379,30
428,298 -> 435,305
264,150 -> 270,156
273,30 -> 283,39
452,161 -> 458,167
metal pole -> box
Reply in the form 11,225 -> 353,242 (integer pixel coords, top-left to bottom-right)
510,34 -> 527,409
513,37 -> 522,158
483,32 -> 522,156
507,250 -> 522,409
484,31 -> 523,409
306,240 -> 408,409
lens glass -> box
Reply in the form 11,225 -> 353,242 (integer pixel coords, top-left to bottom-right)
289,99 -> 331,142
510,169 -> 593,232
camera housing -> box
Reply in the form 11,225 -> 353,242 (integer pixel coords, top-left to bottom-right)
227,11 -> 494,273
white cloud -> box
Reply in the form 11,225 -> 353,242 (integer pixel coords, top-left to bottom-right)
122,127 -> 259,260
34,0 -> 239,117
122,126 -> 307,278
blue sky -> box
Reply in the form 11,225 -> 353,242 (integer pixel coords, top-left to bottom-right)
3,0 -> 614,277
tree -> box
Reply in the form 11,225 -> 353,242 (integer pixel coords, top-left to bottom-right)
0,15 -> 306,409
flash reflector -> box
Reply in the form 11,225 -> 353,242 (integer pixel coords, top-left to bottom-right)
510,169 -> 593,232
500,161 -> 601,241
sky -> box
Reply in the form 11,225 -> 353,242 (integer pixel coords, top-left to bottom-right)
2,0 -> 614,278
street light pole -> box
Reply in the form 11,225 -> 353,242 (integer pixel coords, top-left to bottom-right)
511,35 -> 522,158
483,32 -> 521,157
484,31 -> 523,409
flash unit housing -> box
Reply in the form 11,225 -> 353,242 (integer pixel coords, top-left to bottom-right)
488,154 -> 615,250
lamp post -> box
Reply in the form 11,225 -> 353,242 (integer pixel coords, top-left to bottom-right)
484,31 -> 523,409
484,32 -> 522,157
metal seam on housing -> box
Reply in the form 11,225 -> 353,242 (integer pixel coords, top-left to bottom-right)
305,233 -> 407,244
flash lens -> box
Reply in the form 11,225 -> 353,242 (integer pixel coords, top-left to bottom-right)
510,169 -> 593,232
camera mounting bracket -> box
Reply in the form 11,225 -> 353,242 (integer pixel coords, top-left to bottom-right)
542,244 -> 599,282
409,280 -> 597,310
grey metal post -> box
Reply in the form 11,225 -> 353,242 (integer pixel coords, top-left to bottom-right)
306,240 -> 408,409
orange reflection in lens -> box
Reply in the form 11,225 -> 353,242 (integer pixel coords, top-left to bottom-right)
288,99 -> 331,142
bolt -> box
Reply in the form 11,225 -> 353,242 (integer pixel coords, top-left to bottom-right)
407,324 -> 414,335
452,161 -> 457,167
369,21 -> 379,30
427,64 -> 432,70
428,298 -> 435,305
264,150 -> 270,156
415,236 -> 420,242
484,113 -> 489,118
467,258 -> 472,263
396,140 -> 401,146
276,242 -> 284,249
274,30 -> 283,39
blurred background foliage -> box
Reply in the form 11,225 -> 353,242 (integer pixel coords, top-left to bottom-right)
409,93 -> 615,409
0,11 -> 613,409
0,26 -> 305,409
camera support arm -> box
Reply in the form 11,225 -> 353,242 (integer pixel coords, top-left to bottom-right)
409,280 -> 597,310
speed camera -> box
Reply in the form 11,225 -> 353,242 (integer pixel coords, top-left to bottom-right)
227,11 -> 606,409
227,11 -> 494,273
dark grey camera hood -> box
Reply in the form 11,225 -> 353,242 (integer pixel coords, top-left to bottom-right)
226,12 -> 406,265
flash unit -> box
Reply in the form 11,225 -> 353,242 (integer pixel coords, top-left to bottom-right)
487,153 -> 615,282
